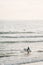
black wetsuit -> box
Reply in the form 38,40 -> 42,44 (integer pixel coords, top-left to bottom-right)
27,47 -> 31,53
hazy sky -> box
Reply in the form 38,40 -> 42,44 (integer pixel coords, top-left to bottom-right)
0,0 -> 43,20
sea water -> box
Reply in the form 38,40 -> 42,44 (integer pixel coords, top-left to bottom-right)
0,21 -> 43,65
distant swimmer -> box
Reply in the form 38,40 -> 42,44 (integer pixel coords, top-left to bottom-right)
24,47 -> 31,54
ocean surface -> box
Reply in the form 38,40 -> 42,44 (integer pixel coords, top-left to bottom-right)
0,21 -> 43,65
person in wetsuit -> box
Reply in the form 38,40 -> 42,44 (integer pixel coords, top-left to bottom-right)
27,47 -> 31,53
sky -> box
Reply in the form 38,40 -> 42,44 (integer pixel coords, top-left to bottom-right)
0,0 -> 43,20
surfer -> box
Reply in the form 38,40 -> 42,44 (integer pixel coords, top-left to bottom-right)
24,46 -> 31,54
27,47 -> 31,53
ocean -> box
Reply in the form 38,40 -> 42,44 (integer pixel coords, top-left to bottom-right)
0,21 -> 43,65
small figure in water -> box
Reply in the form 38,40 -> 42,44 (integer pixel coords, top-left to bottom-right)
27,47 -> 31,53
24,46 -> 31,54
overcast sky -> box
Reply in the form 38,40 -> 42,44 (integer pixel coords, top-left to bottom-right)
0,0 -> 43,20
